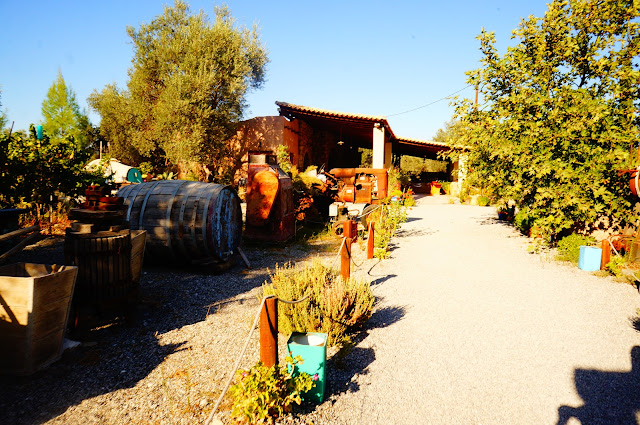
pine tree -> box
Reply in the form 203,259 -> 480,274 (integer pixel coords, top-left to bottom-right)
41,70 -> 90,148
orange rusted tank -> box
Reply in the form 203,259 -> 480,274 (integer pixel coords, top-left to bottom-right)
245,152 -> 295,243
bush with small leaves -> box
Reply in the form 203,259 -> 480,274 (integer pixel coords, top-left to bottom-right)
229,356 -> 315,424
262,261 -> 374,346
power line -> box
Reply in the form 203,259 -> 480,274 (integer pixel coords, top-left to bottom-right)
386,85 -> 473,117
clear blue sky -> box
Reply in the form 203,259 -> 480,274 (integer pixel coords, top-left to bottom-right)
0,0 -> 549,140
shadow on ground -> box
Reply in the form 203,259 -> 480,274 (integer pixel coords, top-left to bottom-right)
630,315 -> 640,333
370,274 -> 397,287
556,346 -> 640,425
0,236 -> 330,425
395,228 -> 435,238
321,304 -> 407,399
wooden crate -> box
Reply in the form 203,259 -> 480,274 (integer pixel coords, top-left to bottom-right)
0,263 -> 78,375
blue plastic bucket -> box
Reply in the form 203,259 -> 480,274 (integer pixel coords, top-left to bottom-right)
287,332 -> 327,403
578,246 -> 602,271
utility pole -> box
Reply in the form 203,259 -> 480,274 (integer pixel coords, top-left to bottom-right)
475,85 -> 479,109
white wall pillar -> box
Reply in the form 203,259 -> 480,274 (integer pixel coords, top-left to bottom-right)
384,142 -> 392,168
373,123 -> 385,169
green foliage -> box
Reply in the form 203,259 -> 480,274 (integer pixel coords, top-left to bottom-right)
556,233 -> 596,264
400,155 -> 425,173
404,192 -> 416,207
229,356 -> 315,424
433,119 -> 465,147
358,148 -> 373,168
606,255 -> 627,277
138,161 -> 153,175
41,70 -> 91,149
373,201 -> 408,253
276,144 -> 292,174
450,0 -> 640,236
477,195 -> 490,206
0,125 -> 99,212
262,261 -> 374,347
89,1 -> 269,181
374,247 -> 389,260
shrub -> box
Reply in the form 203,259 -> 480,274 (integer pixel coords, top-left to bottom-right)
229,356 -> 315,424
404,194 -> 416,207
556,233 -> 595,264
477,195 -> 490,206
606,255 -> 627,277
372,201 -> 408,254
262,261 -> 374,346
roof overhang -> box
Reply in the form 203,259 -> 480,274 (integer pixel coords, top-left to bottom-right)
276,101 -> 395,148
276,101 -> 450,158
394,137 -> 449,159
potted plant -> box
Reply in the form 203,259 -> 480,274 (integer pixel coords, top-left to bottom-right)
430,181 -> 442,196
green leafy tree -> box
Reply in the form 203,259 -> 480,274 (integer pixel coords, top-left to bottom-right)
41,70 -> 90,148
451,0 -> 640,238
0,126 -> 98,212
88,1 -> 268,181
433,119 -> 465,146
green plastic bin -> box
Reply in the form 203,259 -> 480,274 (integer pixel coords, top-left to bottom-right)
287,332 -> 327,403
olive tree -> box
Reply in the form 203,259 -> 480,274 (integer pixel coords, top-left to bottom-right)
89,1 -> 268,181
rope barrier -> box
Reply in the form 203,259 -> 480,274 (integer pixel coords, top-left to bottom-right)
204,296 -> 267,425
356,204 -> 383,219
279,292 -> 311,304
329,237 -> 347,270
204,290 -> 312,424
349,242 -> 365,268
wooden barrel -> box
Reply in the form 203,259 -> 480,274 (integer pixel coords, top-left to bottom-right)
117,180 -> 242,265
64,230 -> 134,306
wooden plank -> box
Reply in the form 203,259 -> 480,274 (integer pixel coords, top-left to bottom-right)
0,277 -> 32,310
0,225 -> 39,243
32,268 -> 77,309
32,301 -> 69,339
0,232 -> 41,263
31,328 -> 64,370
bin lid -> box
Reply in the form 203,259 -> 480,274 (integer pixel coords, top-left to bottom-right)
290,333 -> 326,346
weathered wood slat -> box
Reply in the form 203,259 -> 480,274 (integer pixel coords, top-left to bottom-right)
0,232 -> 41,263
117,181 -> 241,265
0,263 -> 77,375
0,225 -> 39,243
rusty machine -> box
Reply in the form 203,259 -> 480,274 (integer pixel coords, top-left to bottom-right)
244,152 -> 296,243
324,168 -> 388,228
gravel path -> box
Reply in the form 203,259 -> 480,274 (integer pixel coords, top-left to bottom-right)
2,196 -> 640,424
303,195 -> 640,425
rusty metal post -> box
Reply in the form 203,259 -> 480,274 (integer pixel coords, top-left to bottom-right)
367,221 -> 375,259
343,219 -> 357,242
600,239 -> 611,270
340,237 -> 350,281
260,296 -> 278,367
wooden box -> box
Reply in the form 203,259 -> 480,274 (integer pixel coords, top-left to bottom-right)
0,263 -> 78,375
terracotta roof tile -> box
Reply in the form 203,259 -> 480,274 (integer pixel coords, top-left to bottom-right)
276,101 -> 447,151
276,101 -> 388,122
395,137 -> 449,149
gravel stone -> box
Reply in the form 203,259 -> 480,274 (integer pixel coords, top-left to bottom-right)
2,196 -> 639,424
